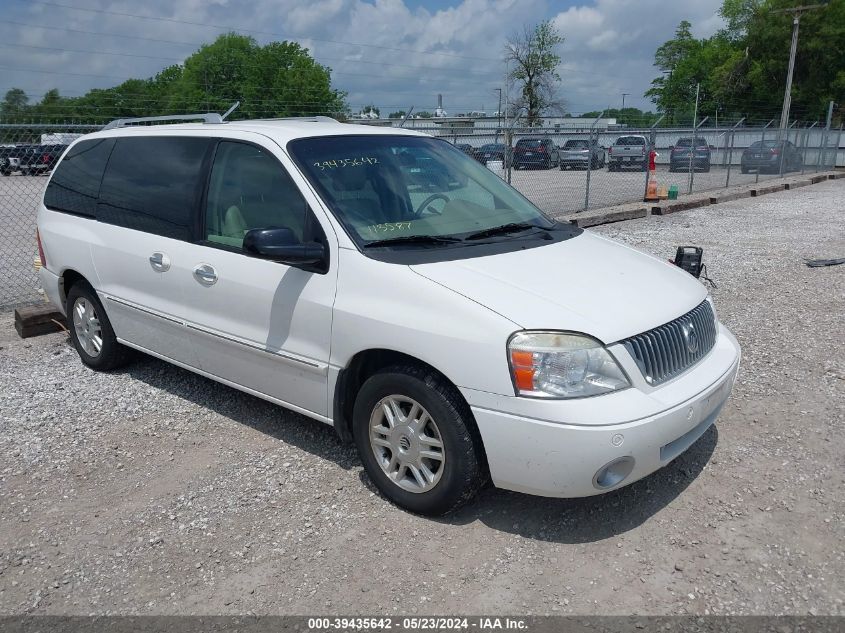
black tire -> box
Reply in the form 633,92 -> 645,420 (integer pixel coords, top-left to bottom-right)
559,163 -> 565,171
703,163 -> 711,173
352,364 -> 487,516
741,166 -> 749,174
66,281 -> 134,371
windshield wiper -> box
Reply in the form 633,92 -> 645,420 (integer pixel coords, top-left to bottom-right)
464,222 -> 550,241
363,235 -> 463,248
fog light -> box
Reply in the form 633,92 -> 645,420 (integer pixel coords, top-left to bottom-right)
592,456 -> 635,490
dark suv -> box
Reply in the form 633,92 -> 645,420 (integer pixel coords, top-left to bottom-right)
512,138 -> 560,169
474,143 -> 511,166
669,137 -> 711,172
740,140 -> 803,174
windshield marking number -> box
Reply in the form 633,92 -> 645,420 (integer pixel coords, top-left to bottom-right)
367,222 -> 412,233
314,157 -> 379,170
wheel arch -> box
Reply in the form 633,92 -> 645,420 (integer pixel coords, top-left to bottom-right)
333,348 -> 478,447
59,268 -> 89,307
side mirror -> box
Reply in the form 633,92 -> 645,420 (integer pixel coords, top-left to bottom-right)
243,227 -> 328,273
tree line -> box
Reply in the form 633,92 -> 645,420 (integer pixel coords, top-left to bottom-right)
1,33 -> 348,124
647,0 -> 844,125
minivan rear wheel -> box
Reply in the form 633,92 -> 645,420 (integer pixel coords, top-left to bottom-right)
67,282 -> 133,371
352,364 -> 486,515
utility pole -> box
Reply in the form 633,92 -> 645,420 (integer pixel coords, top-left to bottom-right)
621,93 -> 629,125
773,3 -> 828,134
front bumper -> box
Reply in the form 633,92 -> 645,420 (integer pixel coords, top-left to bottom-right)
463,324 -> 741,498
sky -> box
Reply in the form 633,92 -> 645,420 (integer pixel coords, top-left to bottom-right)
0,0 -> 726,116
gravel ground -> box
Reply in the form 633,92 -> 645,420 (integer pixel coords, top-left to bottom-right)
0,180 -> 843,616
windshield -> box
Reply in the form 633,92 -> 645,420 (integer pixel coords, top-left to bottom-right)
480,144 -> 505,152
288,135 -> 556,247
749,140 -> 779,149
515,139 -> 543,148
563,140 -> 589,149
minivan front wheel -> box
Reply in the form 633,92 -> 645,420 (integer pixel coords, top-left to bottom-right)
67,282 -> 133,371
353,365 -> 486,515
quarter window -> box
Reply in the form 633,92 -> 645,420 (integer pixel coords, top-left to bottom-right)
97,136 -> 211,240
44,138 -> 114,217
204,141 -> 309,249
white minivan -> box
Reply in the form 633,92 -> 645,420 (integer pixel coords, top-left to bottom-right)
37,114 -> 740,515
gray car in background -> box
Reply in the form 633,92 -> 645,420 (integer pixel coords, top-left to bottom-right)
559,139 -> 605,170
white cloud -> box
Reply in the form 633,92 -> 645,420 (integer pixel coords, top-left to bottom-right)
0,0 -> 724,115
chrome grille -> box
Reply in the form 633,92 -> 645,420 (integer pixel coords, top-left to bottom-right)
622,300 -> 717,386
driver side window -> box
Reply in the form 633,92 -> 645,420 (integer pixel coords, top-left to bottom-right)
205,141 -> 308,249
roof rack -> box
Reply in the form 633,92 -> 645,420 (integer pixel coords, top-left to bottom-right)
249,116 -> 340,123
102,112 -> 224,130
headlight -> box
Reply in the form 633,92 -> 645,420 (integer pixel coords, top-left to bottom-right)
508,332 -> 630,398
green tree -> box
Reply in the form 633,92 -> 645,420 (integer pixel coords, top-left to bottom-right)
505,20 -> 564,126
1,88 -> 29,116
168,33 -> 347,118
387,110 -> 406,119
647,1 -> 845,125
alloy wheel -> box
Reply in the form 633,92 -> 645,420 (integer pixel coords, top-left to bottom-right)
72,297 -> 103,358
369,395 -> 445,493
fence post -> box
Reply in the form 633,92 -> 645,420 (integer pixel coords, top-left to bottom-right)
835,124 -> 843,171
724,117 -> 744,189
756,127 -> 766,184
802,122 -> 817,174
726,131 -> 735,188
584,127 -> 593,212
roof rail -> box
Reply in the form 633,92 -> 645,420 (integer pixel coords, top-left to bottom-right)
249,116 -> 340,123
102,112 -> 224,130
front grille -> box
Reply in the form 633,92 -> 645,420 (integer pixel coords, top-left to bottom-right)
621,300 -> 717,386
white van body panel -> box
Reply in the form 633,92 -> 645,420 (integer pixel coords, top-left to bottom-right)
329,248 -> 520,396
411,231 -> 707,344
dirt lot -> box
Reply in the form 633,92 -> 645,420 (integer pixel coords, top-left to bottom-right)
0,180 -> 843,616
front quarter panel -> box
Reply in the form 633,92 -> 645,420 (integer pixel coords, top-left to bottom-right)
330,248 -> 519,395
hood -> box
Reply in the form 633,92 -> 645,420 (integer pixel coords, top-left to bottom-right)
410,231 -> 708,344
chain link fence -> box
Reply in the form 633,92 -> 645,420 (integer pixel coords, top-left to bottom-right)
0,119 -> 842,308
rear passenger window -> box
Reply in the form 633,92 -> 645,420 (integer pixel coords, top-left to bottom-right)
204,141 -> 308,249
97,136 -> 210,240
44,138 -> 115,217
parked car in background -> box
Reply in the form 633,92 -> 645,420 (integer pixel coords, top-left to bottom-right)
607,135 -> 648,171
455,143 -> 476,159
475,143 -> 511,167
740,140 -> 803,174
512,138 -> 560,169
20,144 -> 67,176
559,139 -> 605,170
0,144 -> 37,176
669,137 -> 711,172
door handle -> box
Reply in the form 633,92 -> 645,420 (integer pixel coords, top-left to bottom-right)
149,252 -> 170,272
193,264 -> 218,285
